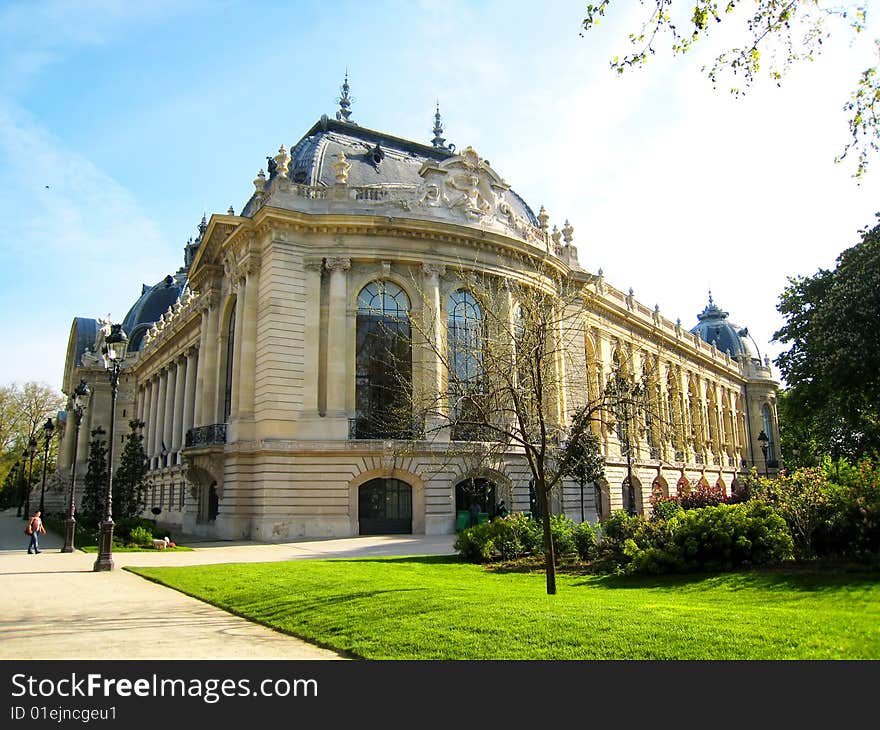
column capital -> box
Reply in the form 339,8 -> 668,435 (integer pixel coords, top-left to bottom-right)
303,257 -> 324,272
325,256 -> 351,273
422,263 -> 446,280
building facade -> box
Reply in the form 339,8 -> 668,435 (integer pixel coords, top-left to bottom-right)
54,96 -> 780,539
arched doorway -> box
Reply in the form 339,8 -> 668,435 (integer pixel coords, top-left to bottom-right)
622,475 -> 643,515
455,477 -> 498,519
359,478 -> 412,535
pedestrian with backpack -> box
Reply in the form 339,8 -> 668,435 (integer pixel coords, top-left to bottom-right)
26,510 -> 45,554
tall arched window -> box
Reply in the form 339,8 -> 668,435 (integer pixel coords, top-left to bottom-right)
355,281 -> 412,439
223,298 -> 237,422
448,290 -> 486,440
447,290 -> 484,389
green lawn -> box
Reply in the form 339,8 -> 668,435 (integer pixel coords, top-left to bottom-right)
129,556 -> 880,659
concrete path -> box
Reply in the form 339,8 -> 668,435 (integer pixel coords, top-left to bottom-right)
0,509 -> 456,660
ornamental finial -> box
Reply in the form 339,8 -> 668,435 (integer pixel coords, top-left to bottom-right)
431,102 -> 446,148
336,70 -> 353,122
537,205 -> 549,232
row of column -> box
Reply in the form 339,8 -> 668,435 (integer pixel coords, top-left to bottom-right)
138,348 -> 199,468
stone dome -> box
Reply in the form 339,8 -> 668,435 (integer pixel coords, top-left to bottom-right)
122,273 -> 187,351
690,294 -> 753,361
240,117 -> 539,231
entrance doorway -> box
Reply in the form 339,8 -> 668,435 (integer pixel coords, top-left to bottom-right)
358,478 -> 413,534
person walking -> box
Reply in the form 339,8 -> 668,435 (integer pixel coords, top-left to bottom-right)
26,510 -> 45,554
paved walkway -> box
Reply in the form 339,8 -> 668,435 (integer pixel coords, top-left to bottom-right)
0,509 -> 455,660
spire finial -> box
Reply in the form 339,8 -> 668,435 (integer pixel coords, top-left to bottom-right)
336,70 -> 353,122
708,289 -> 714,307
198,213 -> 207,236
431,101 -> 446,148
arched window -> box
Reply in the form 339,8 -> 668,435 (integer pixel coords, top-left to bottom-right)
761,403 -> 776,463
223,298 -> 237,422
447,290 -> 484,390
448,290 -> 487,441
355,281 -> 412,439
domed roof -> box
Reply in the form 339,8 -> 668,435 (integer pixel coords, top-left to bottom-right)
690,293 -> 753,361
240,117 -> 539,229
122,273 -> 186,351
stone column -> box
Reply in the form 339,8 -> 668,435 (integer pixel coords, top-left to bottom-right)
171,356 -> 186,459
301,259 -> 324,413
136,386 -> 145,423
229,281 -> 245,421
422,263 -> 447,438
194,289 -> 220,427
236,259 -> 260,419
153,370 -> 167,466
146,377 -> 157,463
163,363 -> 176,465
325,257 -> 350,416
182,348 -> 198,443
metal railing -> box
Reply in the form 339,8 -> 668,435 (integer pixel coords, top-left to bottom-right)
185,423 -> 227,448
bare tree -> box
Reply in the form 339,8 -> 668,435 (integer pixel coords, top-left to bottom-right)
366,260 -> 679,595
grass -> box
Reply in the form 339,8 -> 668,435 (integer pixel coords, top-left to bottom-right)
129,556 -> 880,659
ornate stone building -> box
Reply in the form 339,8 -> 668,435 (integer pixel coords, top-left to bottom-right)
56,88 -> 780,539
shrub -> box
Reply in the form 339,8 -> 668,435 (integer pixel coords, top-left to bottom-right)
627,501 -> 794,574
651,496 -> 684,522
114,516 -> 162,544
550,514 -> 577,556
129,526 -> 154,547
454,522 -> 492,562
573,520 -> 599,561
679,482 -> 728,510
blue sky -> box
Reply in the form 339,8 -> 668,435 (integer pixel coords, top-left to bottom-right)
2,0 -> 879,392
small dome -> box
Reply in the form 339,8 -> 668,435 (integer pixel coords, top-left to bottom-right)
122,273 -> 186,351
690,294 -> 753,361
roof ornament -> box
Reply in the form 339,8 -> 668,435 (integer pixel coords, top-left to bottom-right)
197,214 -> 207,240
254,169 -> 267,194
537,205 -> 549,232
274,144 -> 290,179
333,151 -> 352,185
562,219 -> 574,245
550,225 -> 562,253
708,289 -> 714,308
227,205 -> 235,215
431,102 -> 446,148
336,71 -> 353,123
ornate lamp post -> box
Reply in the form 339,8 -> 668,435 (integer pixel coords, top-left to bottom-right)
757,429 -> 769,478
94,324 -> 128,572
62,380 -> 90,553
23,437 -> 37,518
38,417 -> 56,514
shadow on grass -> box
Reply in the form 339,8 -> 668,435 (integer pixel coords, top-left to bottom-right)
320,554 -> 465,566
573,564 -> 880,593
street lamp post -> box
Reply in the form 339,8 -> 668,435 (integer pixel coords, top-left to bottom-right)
757,429 -> 769,478
94,324 -> 128,572
38,417 -> 55,514
23,437 -> 37,519
62,380 -> 90,553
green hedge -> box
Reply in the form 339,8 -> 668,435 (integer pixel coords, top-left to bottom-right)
598,502 -> 794,575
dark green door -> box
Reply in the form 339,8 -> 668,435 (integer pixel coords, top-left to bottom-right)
359,478 -> 412,534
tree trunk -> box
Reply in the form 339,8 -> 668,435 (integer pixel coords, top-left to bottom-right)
538,478 -> 557,595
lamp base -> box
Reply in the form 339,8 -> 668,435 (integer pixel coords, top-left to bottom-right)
93,518 -> 115,571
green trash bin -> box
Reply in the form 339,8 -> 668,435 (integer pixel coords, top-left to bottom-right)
455,511 -> 470,532
477,512 -> 490,525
